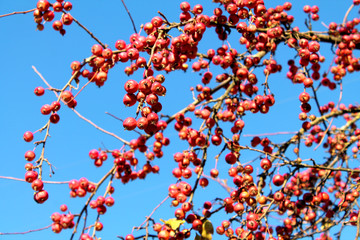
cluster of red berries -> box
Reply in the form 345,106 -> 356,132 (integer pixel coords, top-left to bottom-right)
153,222 -> 190,240
250,136 -> 273,154
111,148 -> 159,184
303,111 -> 360,154
51,204 -> 75,233
122,75 -> 166,110
303,5 -> 320,21
172,151 -> 201,180
23,131 -> 49,204
34,86 -> 63,122
68,178 -> 96,198
89,195 -> 115,215
287,39 -> 322,86
34,0 -> 73,34
89,149 -> 108,167
215,213 -> 264,239
168,182 -> 193,219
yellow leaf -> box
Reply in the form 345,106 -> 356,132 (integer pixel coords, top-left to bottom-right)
201,220 -> 213,240
202,220 -> 214,234
201,232 -> 212,240
160,218 -> 185,230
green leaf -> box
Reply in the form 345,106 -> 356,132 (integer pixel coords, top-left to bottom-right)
160,218 -> 185,230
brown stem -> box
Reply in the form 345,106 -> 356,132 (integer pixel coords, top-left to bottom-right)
0,224 -> 51,235
242,131 -> 297,137
0,176 -> 70,184
0,8 -> 35,18
72,109 -> 130,145
136,195 -> 169,230
120,0 -> 137,34
32,66 -> 59,98
69,14 -> 106,48
342,4 -> 354,26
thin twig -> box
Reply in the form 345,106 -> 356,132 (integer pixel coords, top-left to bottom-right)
120,0 -> 137,33
243,131 -> 297,137
0,8 -> 35,18
0,176 -> 70,184
70,14 -> 106,48
136,196 -> 169,230
342,4 -> 354,26
0,224 -> 51,235
32,66 -> 59,97
72,109 -> 130,145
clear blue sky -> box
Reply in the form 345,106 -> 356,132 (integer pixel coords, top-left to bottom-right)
0,0 -> 359,239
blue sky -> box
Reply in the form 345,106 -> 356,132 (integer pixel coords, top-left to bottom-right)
1,0 -> 360,239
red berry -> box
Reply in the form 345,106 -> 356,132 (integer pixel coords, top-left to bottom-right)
60,204 -> 68,212
180,2 -> 190,12
193,4 -> 203,14
199,178 -> 209,187
53,2 -> 63,12
299,92 -> 311,103
62,13 -> 73,25
25,170 -> 38,183
97,205 -> 107,215
63,2 -> 73,11
34,190 -> 49,204
210,169 -> 219,178
95,222 -> 103,231
61,90 -> 73,103
246,219 -> 258,231
51,212 -> 61,223
308,41 -> 320,52
43,10 -> 55,22
51,101 -> 61,111
91,44 -> 103,56
303,5 -> 311,13
311,5 -> 319,14
37,0 -> 50,11
225,152 -> 237,164
31,179 -> 44,191
25,163 -> 34,171
71,61 -> 81,71
50,113 -> 60,124
151,16 -> 163,28
124,79 -> 139,94
125,234 -> 135,240
272,174 -> 285,186
123,117 -> 137,131
25,150 -> 36,161
105,196 -> 115,207
23,131 -> 34,142
41,104 -> 52,115
34,87 -> 45,96
260,158 -> 272,170
89,149 -> 99,159
52,20 -> 63,31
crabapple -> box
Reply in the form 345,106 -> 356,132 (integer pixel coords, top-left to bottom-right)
123,117 -> 137,130
34,86 -> 45,96
23,131 -> 34,142
25,150 -> 36,161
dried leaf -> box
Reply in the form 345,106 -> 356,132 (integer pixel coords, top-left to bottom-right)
201,220 -> 213,240
160,218 -> 185,230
